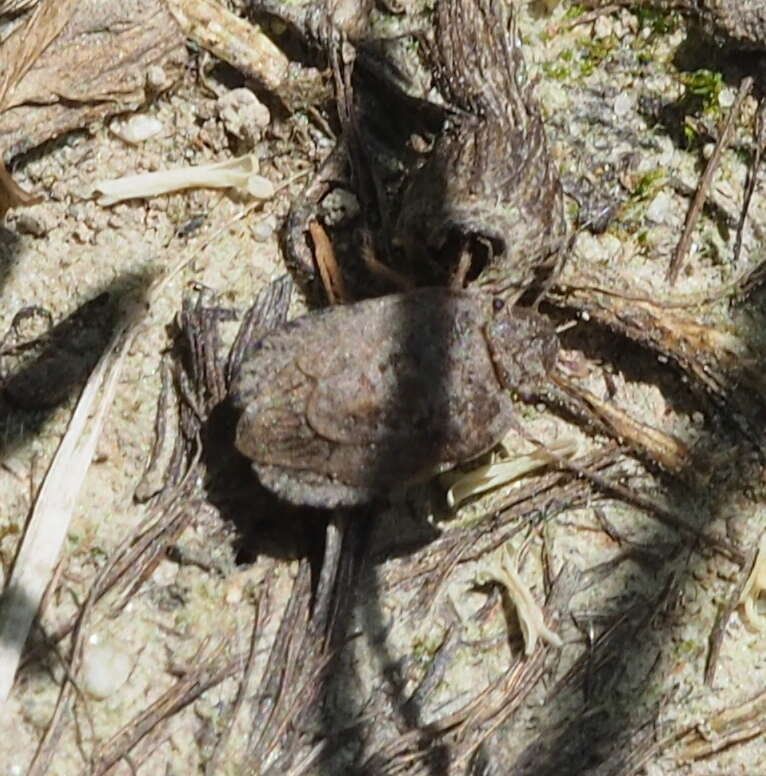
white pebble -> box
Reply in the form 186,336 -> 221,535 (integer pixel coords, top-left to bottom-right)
251,217 -> 275,242
646,191 -> 672,224
593,15 -> 612,40
111,115 -> 163,145
718,88 -> 736,109
613,92 -> 633,117
81,642 -> 132,700
146,65 -> 170,92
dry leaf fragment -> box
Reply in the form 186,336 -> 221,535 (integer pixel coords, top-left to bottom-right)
0,0 -> 186,157
92,154 -> 274,206
477,544 -> 563,656
0,0 -> 78,111
0,157 -> 41,218
442,435 -> 578,509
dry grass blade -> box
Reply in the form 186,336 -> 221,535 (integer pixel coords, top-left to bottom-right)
552,283 -> 766,452
248,561 -> 313,761
0,1 -> 39,16
452,654 -> 550,770
25,522 -> 140,776
134,355 -> 175,502
705,531 -> 764,685
585,719 -> 678,776
362,564 -> 582,773
386,448 -> 622,619
27,487 -> 198,663
552,373 -> 689,473
0,309 -> 142,703
554,285 -> 757,391
226,274 -> 293,384
204,601 -> 262,776
0,0 -> 73,216
733,95 -> 766,265
0,0 -> 186,155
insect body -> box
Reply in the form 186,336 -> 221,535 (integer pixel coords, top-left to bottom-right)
230,288 -> 558,508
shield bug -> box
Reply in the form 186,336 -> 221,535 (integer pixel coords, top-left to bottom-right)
229,287 -> 558,508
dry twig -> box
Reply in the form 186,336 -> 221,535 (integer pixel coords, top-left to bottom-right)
310,219 -> 349,304
165,0 -> 288,91
677,688 -> 766,761
733,95 -> 766,265
667,76 -> 754,284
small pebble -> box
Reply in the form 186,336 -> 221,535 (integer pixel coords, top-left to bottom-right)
251,216 -> 275,242
111,114 -> 164,145
13,213 -> 49,237
146,64 -> 170,92
613,92 -> 632,117
81,641 -> 132,700
718,88 -> 736,109
646,191 -> 671,224
217,88 -> 271,149
593,14 -> 612,39
320,189 -> 360,226
73,222 -> 93,243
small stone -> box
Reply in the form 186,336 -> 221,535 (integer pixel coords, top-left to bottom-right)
718,88 -> 736,109
613,91 -> 633,117
217,88 -> 271,149
251,216 -> 275,242
646,191 -> 672,224
146,64 -> 170,92
320,189 -> 360,227
73,222 -> 93,243
111,114 -> 164,145
593,14 -> 612,39
13,213 -> 50,237
81,641 -> 132,700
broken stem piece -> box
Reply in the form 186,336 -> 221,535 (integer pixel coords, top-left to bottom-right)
477,544 -> 563,656
93,154 -> 274,206
165,0 -> 288,91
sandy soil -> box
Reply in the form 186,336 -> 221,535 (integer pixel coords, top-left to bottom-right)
1,2 -> 766,774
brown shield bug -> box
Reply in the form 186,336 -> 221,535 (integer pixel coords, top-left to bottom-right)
229,287 -> 559,508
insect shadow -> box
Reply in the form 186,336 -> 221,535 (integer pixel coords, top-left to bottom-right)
0,271 -> 152,462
